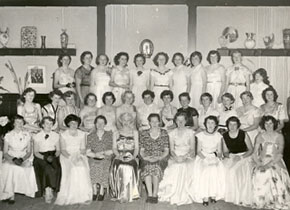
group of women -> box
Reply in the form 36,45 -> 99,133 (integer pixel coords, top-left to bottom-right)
0,49 -> 290,210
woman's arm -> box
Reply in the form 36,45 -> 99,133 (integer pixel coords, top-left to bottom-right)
75,70 -> 84,104
34,138 -> 44,160
60,134 -> 70,158
201,67 -> 207,93
218,66 -> 226,102
133,130 -> 139,158
188,132 -> 196,158
245,73 -> 251,92
252,134 -> 262,165
217,138 -> 223,159
3,138 -> 14,162
169,133 -> 178,160
112,132 -> 120,157
36,103 -> 43,122
243,116 -> 260,132
149,71 -> 155,91
222,138 -> 230,158
196,137 -> 206,159
54,136 -> 61,157
53,70 -> 66,89
109,68 -> 120,88
241,132 -> 254,159
192,116 -> 199,131
80,133 -> 86,155
57,108 -> 67,131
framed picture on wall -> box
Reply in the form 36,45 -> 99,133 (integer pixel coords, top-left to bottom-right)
27,65 -> 46,88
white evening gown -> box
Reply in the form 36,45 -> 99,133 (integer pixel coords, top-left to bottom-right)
189,64 -> 206,109
171,65 -> 189,108
55,130 -> 92,205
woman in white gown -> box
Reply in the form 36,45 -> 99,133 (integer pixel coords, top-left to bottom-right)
150,52 -> 173,108
222,116 -> 253,206
55,114 -> 92,205
109,52 -> 130,106
1,115 -> 38,204
130,53 -> 150,108
205,50 -> 226,108
171,53 -> 189,108
90,54 -> 112,108
250,68 -> 270,107
158,112 -> 195,205
189,115 -> 225,206
188,51 -> 207,109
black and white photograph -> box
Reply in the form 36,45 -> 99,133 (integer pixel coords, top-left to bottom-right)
0,1 -> 290,210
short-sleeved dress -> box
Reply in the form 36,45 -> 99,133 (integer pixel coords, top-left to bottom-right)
197,106 -> 219,130
139,129 -> 169,180
250,82 -> 269,108
177,106 -> 199,127
86,130 -> 113,187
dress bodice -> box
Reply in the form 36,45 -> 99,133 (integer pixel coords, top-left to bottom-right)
151,69 -> 173,86
198,106 -> 219,129
177,107 -> 199,127
250,82 -> 269,107
131,69 -> 149,87
259,133 -> 280,162
87,130 -> 113,153
5,130 -> 31,158
218,105 -> 238,126
80,107 -> 98,130
92,69 -> 111,86
237,106 -> 260,129
61,130 -> 86,154
189,64 -> 204,84
116,134 -> 135,154
196,131 -> 221,155
113,67 -> 130,86
172,65 -> 188,85
226,64 -> 250,84
22,104 -> 39,125
57,68 -> 75,93
260,103 -> 287,121
206,64 -> 223,83
169,128 -> 194,156
223,130 -> 248,154
75,65 -> 93,86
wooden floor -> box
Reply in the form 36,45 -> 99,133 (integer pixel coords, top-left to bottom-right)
0,194 -> 267,210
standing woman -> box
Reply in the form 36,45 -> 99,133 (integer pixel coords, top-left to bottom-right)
79,93 -> 98,132
189,116 -> 225,206
33,117 -> 61,203
1,115 -> 38,204
90,54 -> 112,108
250,68 -> 270,107
252,116 -> 290,209
171,53 -> 189,108
75,51 -> 94,108
150,52 -> 173,108
225,51 -> 251,108
86,115 -> 114,201
17,87 -> 42,133
260,86 -> 287,132
53,54 -> 75,94
188,51 -> 207,109
109,52 -> 130,106
42,89 -> 62,132
222,116 -> 253,206
98,92 -> 117,132
139,114 -> 169,204
236,91 -> 260,145
205,50 -> 226,108
160,90 -> 177,130
110,112 -> 140,202
130,53 -> 150,108
55,114 -> 92,205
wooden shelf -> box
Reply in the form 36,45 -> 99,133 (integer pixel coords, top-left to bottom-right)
0,48 -> 76,56
217,48 -> 290,57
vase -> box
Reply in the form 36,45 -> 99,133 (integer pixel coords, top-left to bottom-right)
244,32 -> 256,49
60,29 -> 68,49
41,36 -> 46,49
0,27 -> 9,48
218,35 -> 229,48
283,29 -> 290,49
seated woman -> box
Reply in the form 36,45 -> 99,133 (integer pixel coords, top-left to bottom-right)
252,116 -> 290,209
55,114 -> 92,205
189,115 -> 225,206
110,112 -> 139,202
222,116 -> 253,206
17,87 -> 42,133
42,89 -> 62,132
158,112 -> 195,205
86,115 -> 114,201
57,91 -> 80,131
1,115 -> 38,204
79,93 -> 98,132
160,90 -> 177,130
139,113 -> 170,204
33,117 -> 61,203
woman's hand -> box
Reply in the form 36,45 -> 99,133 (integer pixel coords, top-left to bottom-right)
103,150 -> 113,156
95,152 -> 105,159
122,153 -> 134,162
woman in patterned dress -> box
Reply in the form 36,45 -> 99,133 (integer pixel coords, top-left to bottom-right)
109,52 -> 130,106
252,116 -> 290,209
86,115 -> 114,201
150,52 -> 173,108
139,113 -> 170,204
110,112 -> 139,202
130,53 -> 150,108
79,93 -> 98,133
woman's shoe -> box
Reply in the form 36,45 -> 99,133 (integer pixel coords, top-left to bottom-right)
93,194 -> 98,201
211,198 -> 216,203
145,196 -> 152,203
203,201 -> 209,206
8,199 -> 15,205
98,189 -> 106,201
151,197 -> 158,204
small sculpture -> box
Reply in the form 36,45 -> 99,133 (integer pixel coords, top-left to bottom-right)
139,39 -> 154,58
60,29 -> 69,49
244,33 -> 256,49
218,26 -> 238,48
283,29 -> 290,49
0,27 -> 9,48
263,33 -> 275,49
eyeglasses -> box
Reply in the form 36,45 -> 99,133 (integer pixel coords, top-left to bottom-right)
45,134 -> 49,140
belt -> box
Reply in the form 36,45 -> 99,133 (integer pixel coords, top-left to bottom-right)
229,82 -> 246,86
80,84 -> 90,87
154,84 -> 169,87
207,81 -> 221,83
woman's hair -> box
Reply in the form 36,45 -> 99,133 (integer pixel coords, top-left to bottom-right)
253,68 -> 270,85
153,52 -> 169,67
174,111 -> 188,125
189,51 -> 202,66
178,92 -> 191,102
221,92 -> 235,104
160,90 -> 174,101
147,113 -> 161,123
96,53 -> 109,65
80,51 -> 93,65
49,89 -> 63,100
200,92 -> 213,103
94,115 -> 107,125
12,114 -> 25,128
259,115 -> 278,131
102,92 -> 116,105
114,52 -> 129,66
142,90 -> 155,99
226,116 -> 241,129
262,86 -> 278,103
171,52 -> 185,66
63,91 -> 76,100
84,93 -> 97,106
121,90 -> 135,104
64,114 -> 81,127
57,54 -> 72,67
133,53 -> 146,67
39,116 -> 54,129
21,87 -> 37,103
206,50 -> 221,64
240,91 -> 254,100
204,115 -> 219,131
230,50 -> 243,63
